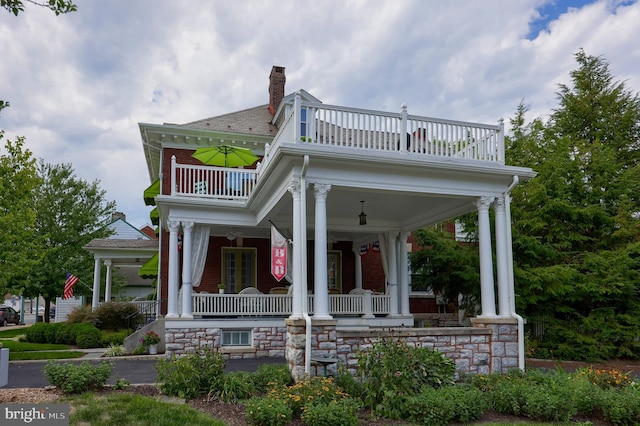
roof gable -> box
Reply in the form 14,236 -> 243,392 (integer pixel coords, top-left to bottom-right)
108,218 -> 152,240
179,105 -> 278,138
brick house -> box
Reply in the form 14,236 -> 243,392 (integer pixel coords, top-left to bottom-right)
129,66 -> 535,379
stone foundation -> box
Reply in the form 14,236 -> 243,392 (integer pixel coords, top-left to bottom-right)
285,318 -> 337,381
164,317 -> 522,378
165,326 -> 287,359
337,327 -> 493,378
471,317 -> 520,371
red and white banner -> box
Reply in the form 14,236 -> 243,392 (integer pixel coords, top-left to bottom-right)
271,225 -> 287,281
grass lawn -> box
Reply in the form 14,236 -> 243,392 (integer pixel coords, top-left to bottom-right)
0,325 -> 85,361
0,340 -> 70,351
0,327 -> 29,338
66,393 -> 225,426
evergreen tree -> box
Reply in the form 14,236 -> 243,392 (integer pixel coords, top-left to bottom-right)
507,51 -> 640,360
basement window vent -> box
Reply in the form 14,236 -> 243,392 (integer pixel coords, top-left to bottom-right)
222,330 -> 252,346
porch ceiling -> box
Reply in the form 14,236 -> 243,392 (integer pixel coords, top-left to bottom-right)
155,145 -> 534,244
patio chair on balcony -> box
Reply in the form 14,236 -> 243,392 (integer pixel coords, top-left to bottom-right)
194,181 -> 208,195
239,287 -> 263,315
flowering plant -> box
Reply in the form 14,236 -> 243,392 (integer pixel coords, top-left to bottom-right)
142,331 -> 161,346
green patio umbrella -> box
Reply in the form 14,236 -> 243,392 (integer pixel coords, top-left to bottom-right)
191,145 -> 259,168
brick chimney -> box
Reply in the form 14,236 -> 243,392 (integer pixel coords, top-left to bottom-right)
268,66 -> 286,116
112,212 -> 126,221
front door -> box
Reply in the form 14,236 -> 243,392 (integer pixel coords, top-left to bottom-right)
222,248 -> 257,293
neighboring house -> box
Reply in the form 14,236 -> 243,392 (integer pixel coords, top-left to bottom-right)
133,66 -> 534,379
84,212 -> 158,303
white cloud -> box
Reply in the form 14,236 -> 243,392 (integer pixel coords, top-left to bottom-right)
1,0 -> 639,227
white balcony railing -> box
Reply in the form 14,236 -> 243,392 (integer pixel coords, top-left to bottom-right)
266,96 -> 504,164
190,293 -> 390,318
170,158 -> 258,200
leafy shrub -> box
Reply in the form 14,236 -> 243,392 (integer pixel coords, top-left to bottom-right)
566,374 -> 608,417
245,396 -> 292,426
55,323 -> 74,345
132,344 -> 147,355
68,322 -> 98,344
44,322 -> 65,344
251,363 -> 293,393
94,302 -> 142,331
406,385 -> 486,425
100,330 -> 130,346
74,324 -> 102,348
601,386 -> 640,426
267,377 -> 348,417
155,348 -> 226,399
333,366 -> 365,399
113,378 -> 130,390
66,305 -> 99,326
216,371 -> 256,402
520,381 -> 576,422
25,322 -> 49,343
301,398 -> 360,426
42,360 -> 113,394
103,343 -> 126,357
356,338 -> 455,416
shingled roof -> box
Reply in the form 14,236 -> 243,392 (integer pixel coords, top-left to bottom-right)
179,104 -> 278,138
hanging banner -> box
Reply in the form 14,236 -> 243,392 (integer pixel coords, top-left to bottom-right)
271,224 -> 287,281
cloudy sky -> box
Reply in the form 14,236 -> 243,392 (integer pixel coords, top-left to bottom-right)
1,0 -> 638,229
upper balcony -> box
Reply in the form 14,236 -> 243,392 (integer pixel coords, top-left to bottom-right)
169,95 -> 505,201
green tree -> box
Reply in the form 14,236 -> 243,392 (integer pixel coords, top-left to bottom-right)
0,131 -> 41,295
507,51 -> 640,361
23,162 -> 115,321
1,0 -> 76,16
409,223 -> 480,317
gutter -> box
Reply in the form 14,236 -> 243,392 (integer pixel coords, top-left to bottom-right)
300,155 -> 312,375
505,175 -> 525,371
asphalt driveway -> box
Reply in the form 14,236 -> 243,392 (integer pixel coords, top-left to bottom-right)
3,357 -> 287,389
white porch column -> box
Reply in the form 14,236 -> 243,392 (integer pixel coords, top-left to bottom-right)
354,247 -> 363,290
476,196 -> 497,317
289,180 -> 303,319
398,231 -> 411,316
494,196 -> 511,316
104,259 -> 112,303
166,220 -> 180,319
385,231 -> 400,316
313,183 -> 332,319
91,256 -> 101,310
180,221 -> 194,319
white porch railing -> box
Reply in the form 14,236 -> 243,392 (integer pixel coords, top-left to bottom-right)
266,97 -> 504,164
190,293 -> 391,317
170,156 -> 258,200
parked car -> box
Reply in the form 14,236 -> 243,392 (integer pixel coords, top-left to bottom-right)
0,306 -> 20,326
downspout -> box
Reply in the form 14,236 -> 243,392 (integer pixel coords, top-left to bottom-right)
505,175 -> 525,371
300,155 -> 312,375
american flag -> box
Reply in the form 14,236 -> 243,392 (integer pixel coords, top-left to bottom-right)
63,272 -> 79,299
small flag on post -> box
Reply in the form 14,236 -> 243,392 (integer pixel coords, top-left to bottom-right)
271,224 -> 287,282
64,272 -> 79,299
